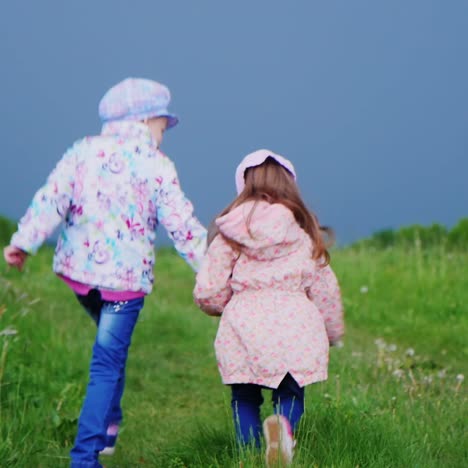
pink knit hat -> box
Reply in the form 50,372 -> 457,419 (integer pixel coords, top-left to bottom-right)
98,78 -> 179,128
235,149 -> 297,194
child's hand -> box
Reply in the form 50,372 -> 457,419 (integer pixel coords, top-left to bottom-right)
197,303 -> 222,317
203,307 -> 223,317
3,245 -> 28,271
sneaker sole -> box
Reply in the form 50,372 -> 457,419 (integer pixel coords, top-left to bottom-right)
99,446 -> 116,456
263,416 -> 293,467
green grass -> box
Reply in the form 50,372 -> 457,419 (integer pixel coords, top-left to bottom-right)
0,245 -> 466,467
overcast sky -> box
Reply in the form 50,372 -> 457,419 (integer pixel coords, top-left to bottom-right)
1,0 -> 467,245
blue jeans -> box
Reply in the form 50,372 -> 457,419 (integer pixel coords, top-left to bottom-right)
231,373 -> 305,447
70,290 -> 144,468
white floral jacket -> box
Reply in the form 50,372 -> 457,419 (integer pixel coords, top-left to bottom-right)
11,121 -> 207,294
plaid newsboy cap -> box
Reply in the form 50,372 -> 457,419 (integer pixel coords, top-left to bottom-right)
98,77 -> 179,128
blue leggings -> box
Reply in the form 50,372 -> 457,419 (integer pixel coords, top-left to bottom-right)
231,373 -> 304,447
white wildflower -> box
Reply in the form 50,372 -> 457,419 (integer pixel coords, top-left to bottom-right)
360,285 -> 369,294
375,338 -> 386,349
437,369 -> 447,379
405,348 -> 415,357
0,327 -> 18,336
423,376 -> 433,385
455,374 -> 464,393
392,369 -> 404,379
387,344 -> 397,352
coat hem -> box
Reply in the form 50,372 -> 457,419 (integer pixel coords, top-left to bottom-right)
220,371 -> 328,389
53,266 -> 153,295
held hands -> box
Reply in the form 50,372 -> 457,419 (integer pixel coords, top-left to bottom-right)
3,245 -> 28,271
202,306 -> 223,317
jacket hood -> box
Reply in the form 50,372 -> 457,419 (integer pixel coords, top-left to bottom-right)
215,200 -> 306,260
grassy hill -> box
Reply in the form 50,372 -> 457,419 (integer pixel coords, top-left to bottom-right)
0,216 -> 16,247
0,238 -> 467,466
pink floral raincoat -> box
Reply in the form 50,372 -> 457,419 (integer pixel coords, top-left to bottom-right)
194,201 -> 344,388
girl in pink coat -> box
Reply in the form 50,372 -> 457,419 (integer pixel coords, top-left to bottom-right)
194,150 -> 344,466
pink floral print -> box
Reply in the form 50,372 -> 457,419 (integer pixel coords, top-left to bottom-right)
194,201 -> 344,388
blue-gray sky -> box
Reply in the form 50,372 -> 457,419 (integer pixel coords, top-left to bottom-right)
1,0 -> 467,245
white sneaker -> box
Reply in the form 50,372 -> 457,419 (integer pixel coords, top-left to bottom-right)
263,414 -> 295,467
99,423 -> 119,456
99,446 -> 115,456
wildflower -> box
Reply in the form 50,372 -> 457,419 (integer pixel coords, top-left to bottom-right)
386,344 -> 397,352
0,327 -> 18,336
405,348 -> 415,357
360,285 -> 369,294
437,369 -> 447,379
455,374 -> 464,393
374,338 -> 386,349
392,369 -> 404,379
423,376 -> 433,385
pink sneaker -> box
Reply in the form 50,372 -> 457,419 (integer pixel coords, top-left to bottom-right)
99,423 -> 119,456
263,415 -> 295,466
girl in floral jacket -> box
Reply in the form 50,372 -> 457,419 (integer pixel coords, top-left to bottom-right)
4,78 -> 207,468
194,149 -> 344,467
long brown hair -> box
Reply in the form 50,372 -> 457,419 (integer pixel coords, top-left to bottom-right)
209,157 -> 331,265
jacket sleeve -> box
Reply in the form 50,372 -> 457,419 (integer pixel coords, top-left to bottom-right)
193,234 -> 237,316
155,154 -> 207,272
303,262 -> 345,345
10,145 -> 77,254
